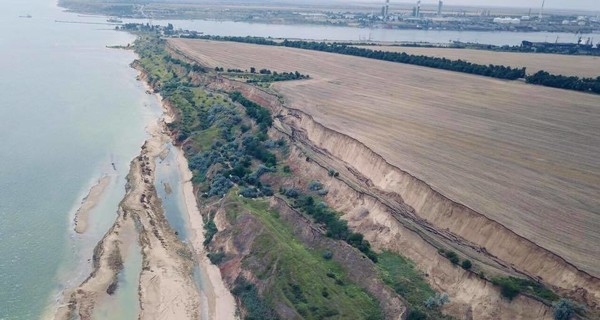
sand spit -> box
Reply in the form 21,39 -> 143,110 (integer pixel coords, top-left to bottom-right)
74,176 -> 111,234
55,202 -> 136,319
54,123 -> 202,320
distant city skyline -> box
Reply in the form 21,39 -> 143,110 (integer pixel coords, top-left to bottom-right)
345,0 -> 600,11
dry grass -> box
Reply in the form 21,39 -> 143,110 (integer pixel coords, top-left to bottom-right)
169,38 -> 600,276
355,45 -> 600,78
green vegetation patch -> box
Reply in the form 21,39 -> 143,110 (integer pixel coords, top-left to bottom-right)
236,197 -> 382,320
281,188 -> 378,262
215,67 -> 310,84
378,252 -> 453,320
491,276 -> 559,302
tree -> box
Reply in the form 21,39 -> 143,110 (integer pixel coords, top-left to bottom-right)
250,67 -> 256,74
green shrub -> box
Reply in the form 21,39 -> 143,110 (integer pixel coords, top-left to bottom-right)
203,220 -> 218,246
425,293 -> 449,309
207,252 -> 225,265
308,180 -> 324,191
553,299 -> 582,320
461,259 -> 472,270
491,276 -> 559,301
232,277 -> 279,320
444,251 -> 460,265
229,91 -> 272,130
407,309 -> 427,320
284,188 -> 300,198
492,277 -> 521,300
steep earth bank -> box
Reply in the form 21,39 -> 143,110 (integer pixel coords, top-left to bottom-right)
188,71 -> 583,319
167,40 -> 600,311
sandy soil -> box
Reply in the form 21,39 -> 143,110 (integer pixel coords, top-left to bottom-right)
74,176 -> 111,234
169,39 -> 600,279
354,45 -> 600,78
54,194 -> 138,319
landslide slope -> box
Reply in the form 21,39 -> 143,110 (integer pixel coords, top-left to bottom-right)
167,38 -> 600,313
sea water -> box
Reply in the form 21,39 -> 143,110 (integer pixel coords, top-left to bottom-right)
0,0 -> 161,318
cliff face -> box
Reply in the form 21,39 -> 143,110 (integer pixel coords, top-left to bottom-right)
208,194 -> 407,320
198,74 -> 599,319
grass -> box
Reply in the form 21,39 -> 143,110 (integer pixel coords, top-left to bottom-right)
190,127 -> 220,151
235,196 -> 382,320
377,252 -> 453,320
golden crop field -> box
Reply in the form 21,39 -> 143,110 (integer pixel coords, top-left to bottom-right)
355,45 -> 600,78
169,38 -> 600,276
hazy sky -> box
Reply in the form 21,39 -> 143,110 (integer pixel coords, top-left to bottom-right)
351,0 -> 600,11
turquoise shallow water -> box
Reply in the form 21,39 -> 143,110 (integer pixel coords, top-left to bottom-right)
0,1 -> 160,319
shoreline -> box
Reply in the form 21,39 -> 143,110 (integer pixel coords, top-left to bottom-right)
174,145 -> 238,320
147,60 -> 237,319
51,51 -> 238,320
73,176 -> 111,234
54,121 -> 204,320
141,63 -> 237,319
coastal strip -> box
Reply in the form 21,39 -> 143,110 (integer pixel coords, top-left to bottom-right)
55,122 -> 203,320
74,176 -> 111,234
136,122 -> 202,320
136,57 -> 238,319
174,146 -> 237,320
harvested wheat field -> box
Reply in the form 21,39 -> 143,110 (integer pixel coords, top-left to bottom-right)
169,38 -> 600,278
355,45 -> 600,77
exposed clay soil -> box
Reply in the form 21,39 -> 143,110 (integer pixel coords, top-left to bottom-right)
167,39 -> 600,314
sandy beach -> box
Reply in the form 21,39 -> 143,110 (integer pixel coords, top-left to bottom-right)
174,146 -> 238,320
74,176 -> 111,234
136,122 -> 203,320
